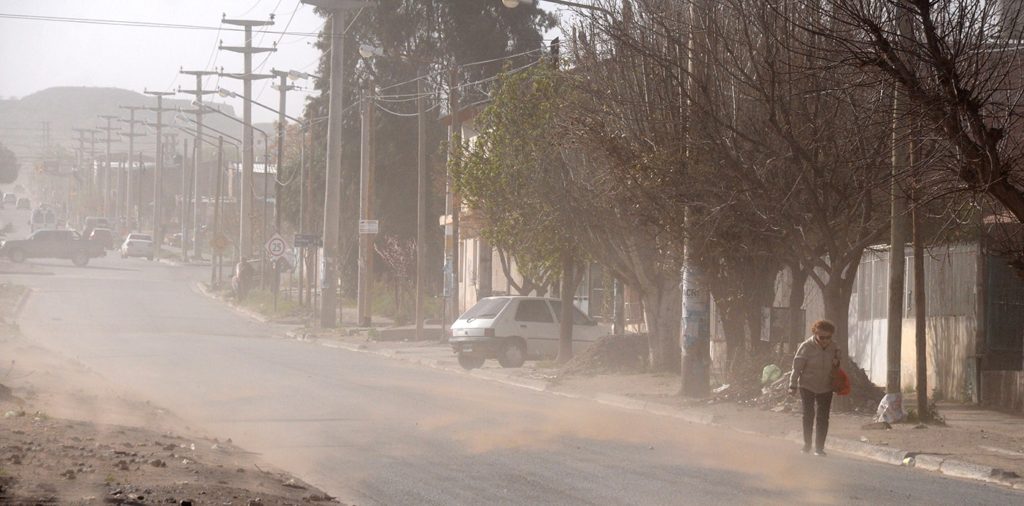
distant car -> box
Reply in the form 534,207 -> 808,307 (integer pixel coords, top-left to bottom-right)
89,227 -> 114,250
2,193 -> 16,206
16,197 -> 30,210
448,296 -> 609,370
121,233 -> 154,260
82,216 -> 111,237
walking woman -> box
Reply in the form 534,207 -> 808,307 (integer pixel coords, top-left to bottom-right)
789,319 -> 842,456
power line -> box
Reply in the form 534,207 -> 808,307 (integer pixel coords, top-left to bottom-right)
0,12 -> 320,37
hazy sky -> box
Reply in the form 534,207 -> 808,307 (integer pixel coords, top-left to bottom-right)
0,0 -> 327,123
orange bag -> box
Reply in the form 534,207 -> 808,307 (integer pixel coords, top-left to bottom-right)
831,349 -> 851,396
832,367 -> 851,396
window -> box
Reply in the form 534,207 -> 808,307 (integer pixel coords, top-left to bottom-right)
514,300 -> 554,323
548,300 -> 593,325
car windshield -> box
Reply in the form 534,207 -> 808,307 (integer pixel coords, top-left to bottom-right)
459,298 -> 509,321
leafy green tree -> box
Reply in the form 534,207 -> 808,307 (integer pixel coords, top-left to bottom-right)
282,0 -> 554,295
453,64 -> 584,363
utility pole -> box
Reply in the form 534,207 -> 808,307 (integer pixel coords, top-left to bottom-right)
98,115 -> 119,219
119,106 -> 146,229
301,0 -> 372,328
220,15 -> 276,264
887,9 -> 913,399
271,69 -> 295,232
144,90 -> 175,254
72,128 -> 96,224
415,77 -> 428,340
181,137 -> 191,262
179,69 -> 218,260
357,82 -> 376,327
680,0 -> 710,397
213,136 -> 225,286
445,67 -> 461,331
88,129 -> 98,203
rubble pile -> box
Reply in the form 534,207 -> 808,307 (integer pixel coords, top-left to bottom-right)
710,352 -> 884,414
560,333 -> 650,376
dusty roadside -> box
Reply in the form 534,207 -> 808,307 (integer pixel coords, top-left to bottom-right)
0,280 -> 341,504
289,326 -> 1024,489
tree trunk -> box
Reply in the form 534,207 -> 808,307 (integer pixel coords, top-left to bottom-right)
788,265 -> 808,353
643,283 -> 682,372
719,303 -> 746,375
820,277 -> 854,353
556,248 -> 576,364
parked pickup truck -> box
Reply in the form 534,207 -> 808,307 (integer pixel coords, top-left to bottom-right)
0,229 -> 106,266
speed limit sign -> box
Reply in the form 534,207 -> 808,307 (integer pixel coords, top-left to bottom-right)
265,233 -> 288,260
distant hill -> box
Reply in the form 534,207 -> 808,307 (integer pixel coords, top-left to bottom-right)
0,86 -> 243,168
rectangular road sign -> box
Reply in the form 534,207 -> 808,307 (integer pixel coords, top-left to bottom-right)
294,233 -> 322,247
358,219 -> 379,235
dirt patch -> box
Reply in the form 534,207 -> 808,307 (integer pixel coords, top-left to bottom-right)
0,408 -> 338,505
0,283 -> 342,505
559,334 -> 650,376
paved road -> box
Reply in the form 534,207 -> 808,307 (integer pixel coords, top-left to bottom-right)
5,254 -> 1024,505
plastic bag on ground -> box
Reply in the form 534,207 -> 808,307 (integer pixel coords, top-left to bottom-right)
761,364 -> 782,385
875,393 -> 905,423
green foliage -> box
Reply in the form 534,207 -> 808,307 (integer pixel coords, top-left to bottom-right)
452,64 -> 579,280
282,0 -> 555,253
0,142 -> 17,184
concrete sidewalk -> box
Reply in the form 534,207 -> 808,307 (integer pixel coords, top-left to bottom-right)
287,328 -> 1024,491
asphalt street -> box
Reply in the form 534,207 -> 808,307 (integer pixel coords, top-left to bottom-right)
3,235 -> 1023,504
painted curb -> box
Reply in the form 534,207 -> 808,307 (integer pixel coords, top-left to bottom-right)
939,459 -> 1006,484
912,454 -> 946,472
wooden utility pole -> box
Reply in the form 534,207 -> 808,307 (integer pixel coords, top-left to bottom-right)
220,15 -> 276,263
118,106 -> 146,229
271,69 -> 296,232
143,90 -> 175,255
213,136 -> 225,286
179,69 -> 218,259
97,115 -> 119,219
445,67 -> 461,332
887,9 -> 914,397
357,82 -> 376,327
415,77 -> 428,340
300,0 -> 371,327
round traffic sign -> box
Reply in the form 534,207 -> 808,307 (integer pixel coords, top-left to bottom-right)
266,235 -> 287,258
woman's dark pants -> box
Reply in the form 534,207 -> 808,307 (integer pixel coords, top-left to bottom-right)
800,388 -> 833,451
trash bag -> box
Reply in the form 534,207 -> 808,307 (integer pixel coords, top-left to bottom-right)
875,393 -> 905,423
761,364 -> 782,385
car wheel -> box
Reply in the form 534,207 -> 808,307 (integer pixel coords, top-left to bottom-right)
9,249 -> 26,263
497,338 -> 527,368
457,353 -> 485,370
71,252 -> 89,267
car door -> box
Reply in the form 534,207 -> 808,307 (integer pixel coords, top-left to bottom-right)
24,231 -> 53,257
511,299 -> 560,358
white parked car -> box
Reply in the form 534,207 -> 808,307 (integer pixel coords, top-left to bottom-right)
449,296 -> 608,370
121,233 -> 154,260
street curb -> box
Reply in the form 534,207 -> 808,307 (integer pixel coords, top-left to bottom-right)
191,281 -> 269,323
283,328 -> 1022,490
